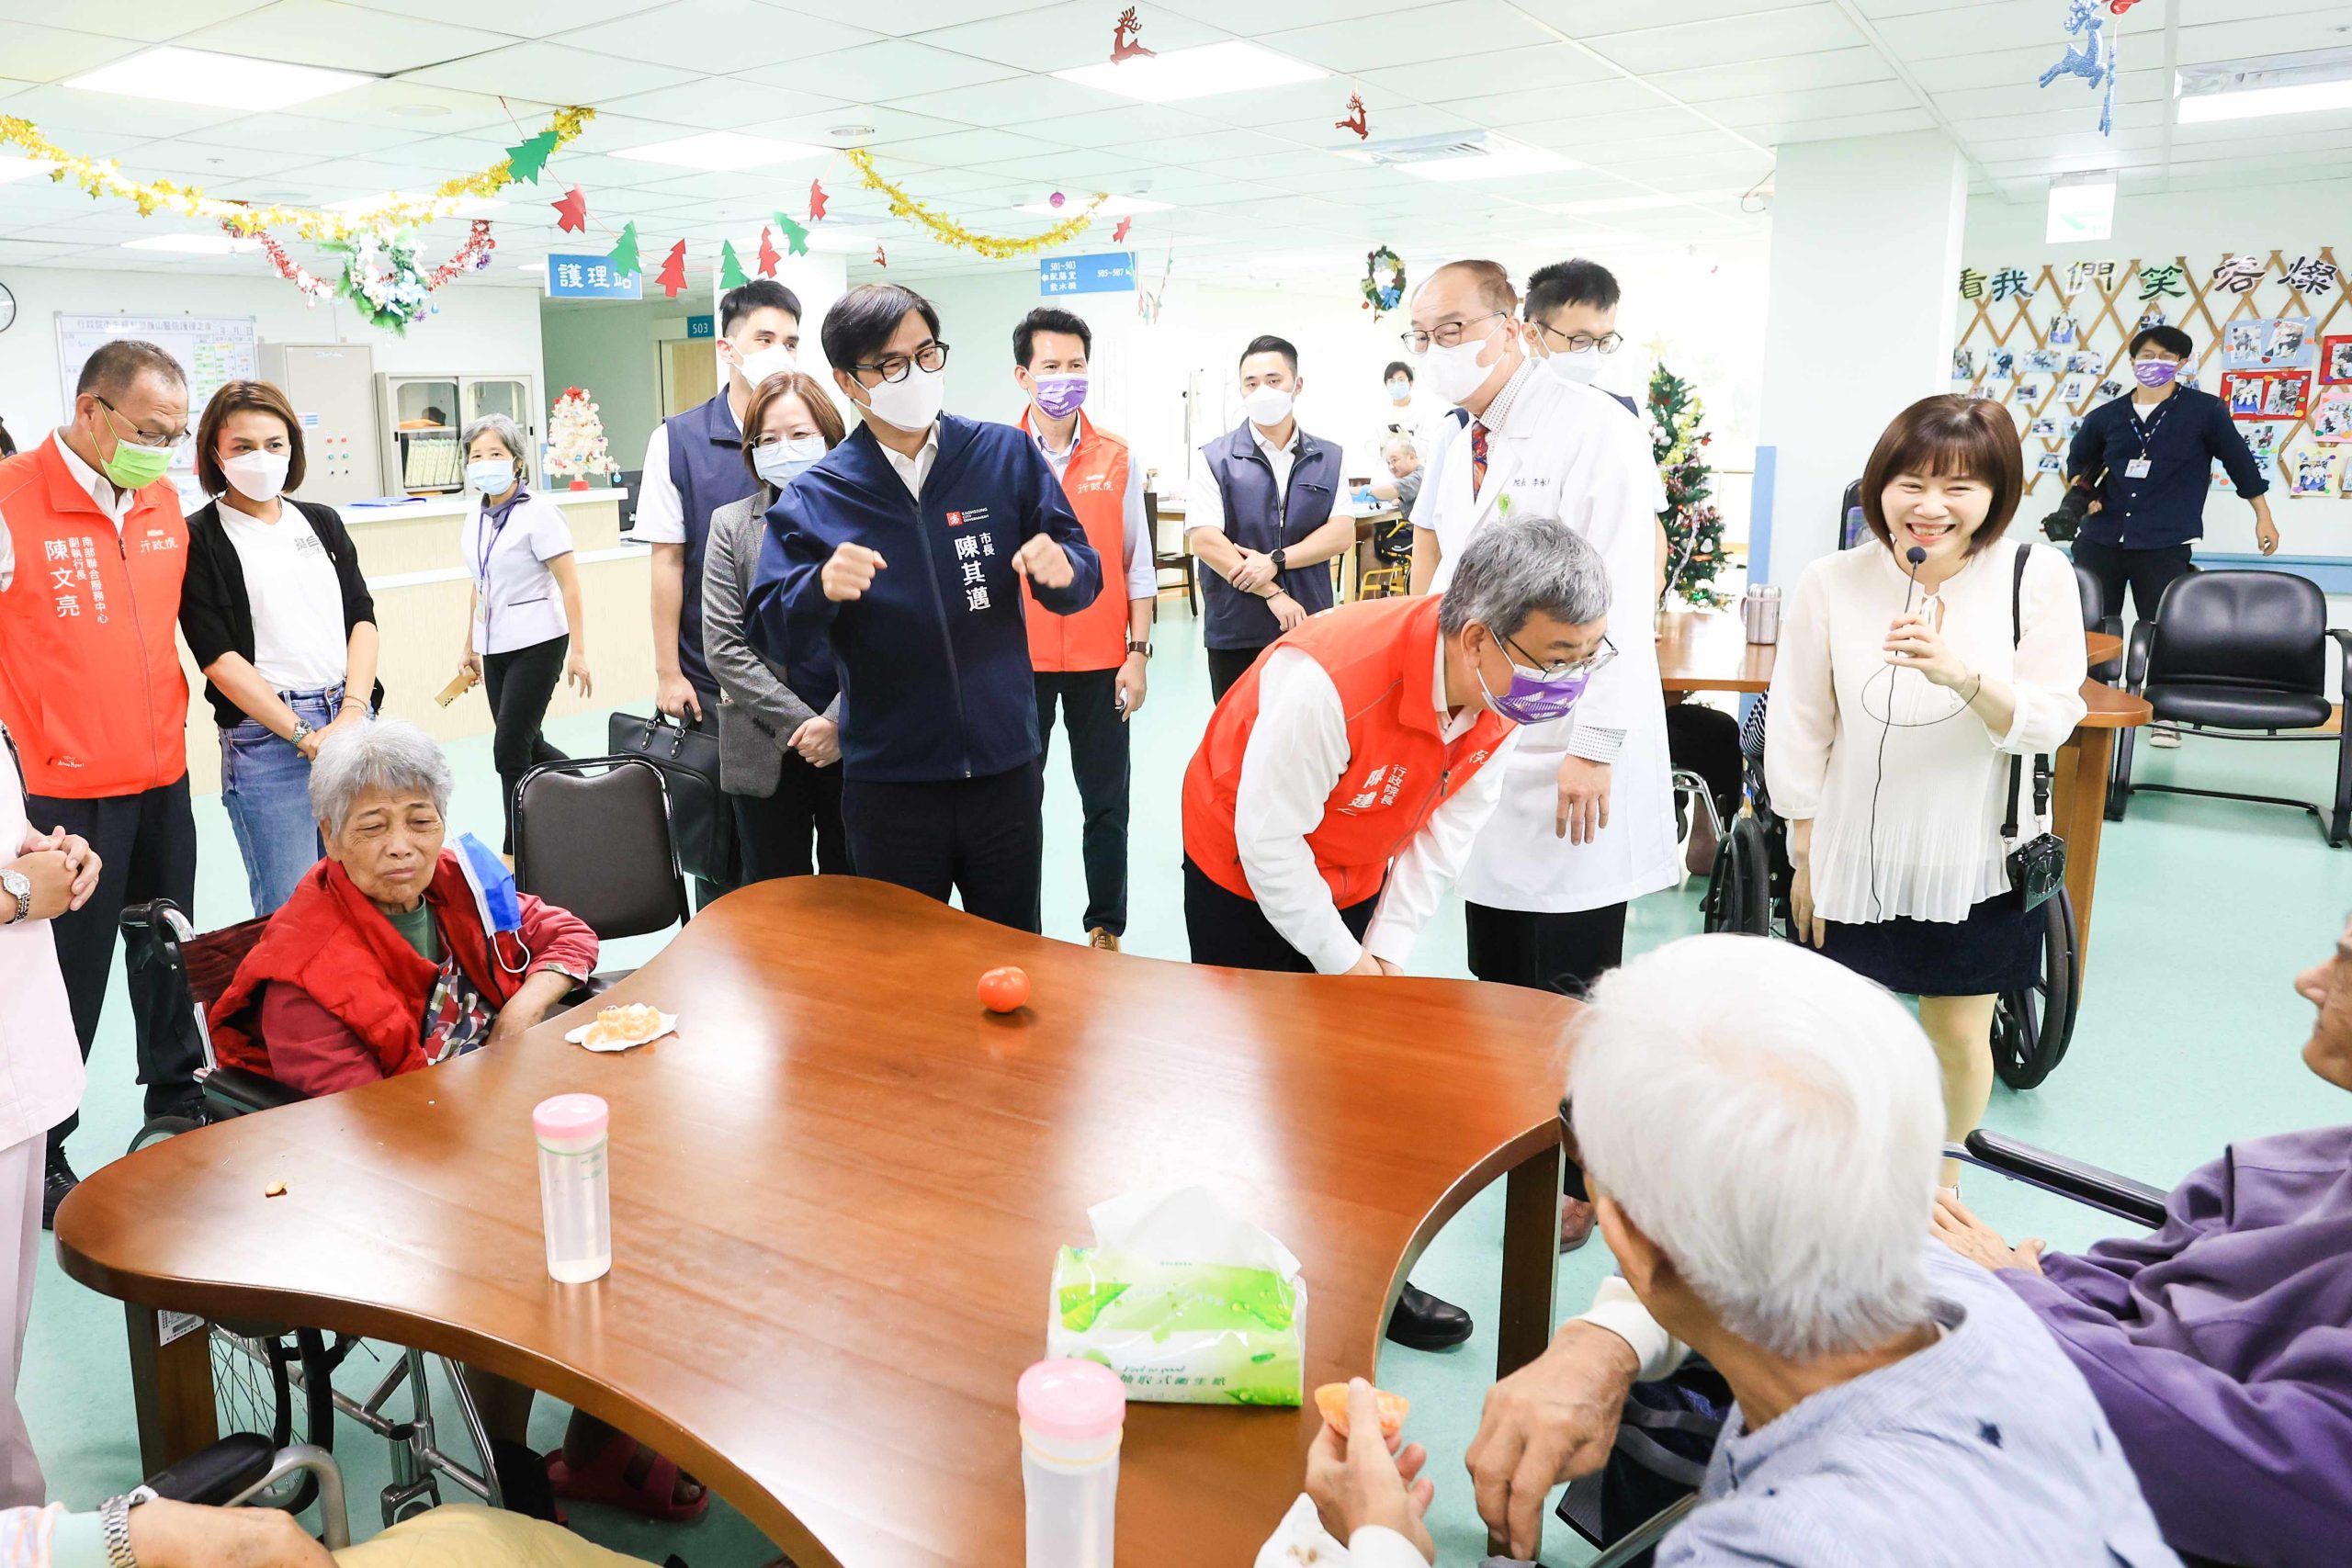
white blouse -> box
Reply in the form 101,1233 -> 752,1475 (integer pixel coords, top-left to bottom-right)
1765,536 -> 2087,925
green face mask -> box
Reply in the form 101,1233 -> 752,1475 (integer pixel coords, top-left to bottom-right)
92,402 -> 175,491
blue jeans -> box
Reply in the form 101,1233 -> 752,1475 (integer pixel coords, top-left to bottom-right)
220,686 -> 349,918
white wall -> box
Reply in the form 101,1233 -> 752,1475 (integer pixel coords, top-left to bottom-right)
0,269 -> 544,448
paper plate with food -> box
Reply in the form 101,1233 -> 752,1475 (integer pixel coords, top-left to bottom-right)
564,1002 -> 677,1053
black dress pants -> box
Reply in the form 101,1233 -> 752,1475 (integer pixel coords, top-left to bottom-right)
731,753 -> 849,883
1182,857 -> 1377,972
1464,900 -> 1630,998
26,778 -> 202,1151
1035,669 -> 1130,937
2070,537 -> 2195,623
482,634 -> 568,855
838,761 -> 1044,933
1205,645 -> 1267,704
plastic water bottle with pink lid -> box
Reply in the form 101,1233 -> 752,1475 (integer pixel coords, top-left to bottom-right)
534,1093 -> 611,1283
1018,1358 -> 1125,1566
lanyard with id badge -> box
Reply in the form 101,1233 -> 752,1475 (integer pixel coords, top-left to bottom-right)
2124,399 -> 2174,483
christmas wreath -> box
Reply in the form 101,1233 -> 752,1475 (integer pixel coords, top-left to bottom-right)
1362,245 -> 1406,315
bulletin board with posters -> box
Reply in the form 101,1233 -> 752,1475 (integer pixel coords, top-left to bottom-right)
1947,249 -> 2347,503
53,313 -> 259,476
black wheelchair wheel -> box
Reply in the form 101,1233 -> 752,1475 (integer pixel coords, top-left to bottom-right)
1993,890 -> 2080,1090
1702,815 -> 1772,937
125,1115 -> 201,1156
208,1328 -> 343,1513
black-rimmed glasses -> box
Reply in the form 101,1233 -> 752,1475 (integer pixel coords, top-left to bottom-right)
1531,321 -> 1623,355
1507,631 -> 1618,682
852,341 -> 950,385
1397,311 -> 1506,354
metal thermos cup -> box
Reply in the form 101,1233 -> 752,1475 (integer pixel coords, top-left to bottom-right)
1741,585 -> 1782,645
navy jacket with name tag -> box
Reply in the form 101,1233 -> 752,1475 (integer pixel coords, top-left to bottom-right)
746,413 -> 1102,784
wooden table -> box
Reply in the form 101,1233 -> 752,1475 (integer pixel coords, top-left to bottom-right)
55,878 -> 1574,1568
1656,614 -> 2146,987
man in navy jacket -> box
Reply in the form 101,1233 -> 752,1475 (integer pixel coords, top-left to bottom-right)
747,284 -> 1102,932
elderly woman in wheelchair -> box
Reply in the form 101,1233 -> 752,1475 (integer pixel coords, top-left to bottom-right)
201,720 -> 707,1525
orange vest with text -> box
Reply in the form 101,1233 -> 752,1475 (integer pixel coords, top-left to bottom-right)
1181,594 -> 1512,908
0,436 -> 190,798
1020,409 -> 1132,672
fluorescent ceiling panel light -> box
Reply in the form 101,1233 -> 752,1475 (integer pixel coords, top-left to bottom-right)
611,132 -> 828,172
1053,40 -> 1323,104
2177,48 -> 2352,123
803,229 -> 877,253
2045,171 -> 2117,243
1012,195 -> 1172,216
66,47 -> 368,112
121,233 -> 259,254
1337,132 -> 1574,183
325,191 -> 506,215
0,156 -> 51,186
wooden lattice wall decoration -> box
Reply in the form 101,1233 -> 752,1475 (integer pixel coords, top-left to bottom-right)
1949,247 -> 2348,502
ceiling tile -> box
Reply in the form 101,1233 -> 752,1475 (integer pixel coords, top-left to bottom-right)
759,0 -> 1036,32
598,79 -> 847,132
555,0 -> 878,73
1642,47 -> 1894,102
1908,44 -> 2067,95
1159,0 -> 1423,27
1267,104 -> 1486,151
1771,107 -> 1940,143
403,42 -> 700,102
1127,128 -> 1298,165
1513,105 -> 1724,151
914,2 -> 1230,73
741,39 -> 1021,100
0,0 -> 262,42
1707,79 -> 1924,130
2,84 -> 243,139
1459,77 -> 1669,129
295,81 -> 552,134
1586,5 -> 1868,75
1518,0 -> 1793,28
862,127 -> 1073,167
964,149 -> 1152,185
749,103 -> 969,146
181,112 -> 446,160
891,73 -> 1124,130
1354,43 -> 1616,102
1870,2 -> 2066,61
1266,1 -> 1555,73
177,2 -> 515,73
0,23 -> 141,84
342,0 -> 656,36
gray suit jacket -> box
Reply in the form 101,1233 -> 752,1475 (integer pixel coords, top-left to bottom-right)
702,486 -> 838,797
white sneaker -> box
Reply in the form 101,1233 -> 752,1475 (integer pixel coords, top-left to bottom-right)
2149,726 -> 2182,750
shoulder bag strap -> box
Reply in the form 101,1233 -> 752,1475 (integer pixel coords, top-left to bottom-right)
2002,544 -> 2052,840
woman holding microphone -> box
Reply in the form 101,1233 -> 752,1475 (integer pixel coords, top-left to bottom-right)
1767,396 -> 2086,1185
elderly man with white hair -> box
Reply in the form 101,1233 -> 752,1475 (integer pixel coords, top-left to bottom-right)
1300,934 -> 2177,1566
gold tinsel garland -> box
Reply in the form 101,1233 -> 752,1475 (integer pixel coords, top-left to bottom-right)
0,107 -> 594,243
842,147 -> 1106,260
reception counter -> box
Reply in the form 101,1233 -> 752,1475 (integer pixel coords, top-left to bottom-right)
176,487 -> 652,795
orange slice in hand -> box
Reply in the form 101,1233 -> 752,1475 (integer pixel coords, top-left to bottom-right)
1314,1382 -> 1409,1440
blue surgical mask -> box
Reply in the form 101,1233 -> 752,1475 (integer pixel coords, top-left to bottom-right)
753,434 -> 828,489
466,459 -> 516,496
455,831 -> 528,973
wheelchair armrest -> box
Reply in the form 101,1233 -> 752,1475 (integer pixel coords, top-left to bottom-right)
2327,630 -> 2352,706
141,1432 -> 277,1506
2123,620 -> 2155,694
201,1065 -> 309,1115
1960,1129 -> 2171,1229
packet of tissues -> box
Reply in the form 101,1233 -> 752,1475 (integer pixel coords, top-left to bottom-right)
1047,1185 -> 1306,1408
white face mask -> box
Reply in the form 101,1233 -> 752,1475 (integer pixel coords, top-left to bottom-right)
1419,335 -> 1502,404
220,449 -> 290,503
859,365 -> 945,433
733,342 -> 797,389
1543,346 -> 1602,386
1241,384 -> 1294,428
467,459 -> 517,497
752,434 -> 828,489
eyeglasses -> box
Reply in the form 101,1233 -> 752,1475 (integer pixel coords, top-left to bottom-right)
1398,311 -> 1506,355
852,341 -> 950,385
1531,321 -> 1623,355
96,396 -> 188,450
1506,631 -> 1617,682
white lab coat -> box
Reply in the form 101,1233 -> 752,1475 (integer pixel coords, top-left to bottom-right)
1424,368 -> 1679,913
0,725 -> 80,1153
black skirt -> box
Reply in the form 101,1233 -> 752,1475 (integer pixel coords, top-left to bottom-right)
1815,894 -> 2041,997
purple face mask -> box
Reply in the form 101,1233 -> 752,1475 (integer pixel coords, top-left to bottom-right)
1033,373 -> 1088,419
2133,360 -> 2180,389
1479,662 -> 1590,726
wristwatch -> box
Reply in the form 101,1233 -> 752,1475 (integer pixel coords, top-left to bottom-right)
1,868 -> 29,926
98,1484 -> 157,1567
1269,547 -> 1288,571
288,718 -> 315,747
1126,639 -> 1153,660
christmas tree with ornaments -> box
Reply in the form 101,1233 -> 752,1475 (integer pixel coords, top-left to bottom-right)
546,387 -> 620,490
1648,362 -> 1729,610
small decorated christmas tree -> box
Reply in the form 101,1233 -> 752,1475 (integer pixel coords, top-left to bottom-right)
1649,362 -> 1729,610
546,387 -> 619,491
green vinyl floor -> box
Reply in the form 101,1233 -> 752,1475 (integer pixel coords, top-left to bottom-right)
23,604 -> 2352,1565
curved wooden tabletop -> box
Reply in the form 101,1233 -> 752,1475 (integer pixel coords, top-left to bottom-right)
56,878 -> 1575,1567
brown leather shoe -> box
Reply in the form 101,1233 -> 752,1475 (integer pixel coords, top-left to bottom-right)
1088,928 -> 1121,952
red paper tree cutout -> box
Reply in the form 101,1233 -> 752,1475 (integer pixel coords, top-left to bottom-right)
1112,6 -> 1155,62
552,186 -> 587,233
873,243 -> 888,268
756,225 -> 781,277
1113,216 -> 1132,243
808,179 -> 829,221
655,241 -> 689,299
1336,92 -> 1369,140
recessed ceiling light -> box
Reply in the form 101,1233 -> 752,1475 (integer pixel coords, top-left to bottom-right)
1340,133 -> 1574,183
66,47 -> 370,112
1012,194 -> 1172,217
121,233 -> 260,254
803,229 -> 877,254
612,132 -> 828,172
1053,39 -> 1324,104
389,102 -> 450,118
2178,48 -> 2352,121
323,191 -> 507,216
827,124 -> 876,139
0,156 -> 50,186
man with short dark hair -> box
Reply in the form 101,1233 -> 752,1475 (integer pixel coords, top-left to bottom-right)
0,339 -> 202,1224
746,285 -> 1102,932
2064,323 -> 2278,627
1522,259 -> 1634,413
1011,307 -> 1154,951
1188,336 -> 1357,701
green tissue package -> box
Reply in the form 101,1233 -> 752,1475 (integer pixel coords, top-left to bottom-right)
1046,1186 -> 1306,1408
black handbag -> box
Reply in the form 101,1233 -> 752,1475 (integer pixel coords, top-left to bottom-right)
2004,547 -> 2066,911
606,711 -> 734,886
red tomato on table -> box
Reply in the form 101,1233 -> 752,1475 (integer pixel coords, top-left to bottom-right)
978,965 -> 1031,1013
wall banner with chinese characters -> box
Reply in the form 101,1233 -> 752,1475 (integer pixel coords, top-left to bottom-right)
545,253 -> 643,301
1951,247 -> 2348,504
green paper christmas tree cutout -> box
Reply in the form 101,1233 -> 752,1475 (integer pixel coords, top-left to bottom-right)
505,130 -> 560,185
772,212 -> 809,257
606,221 -> 641,278
718,239 -> 748,290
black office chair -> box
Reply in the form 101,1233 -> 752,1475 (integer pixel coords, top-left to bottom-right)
2074,562 -> 2123,684
2107,570 -> 2352,845
513,755 -> 691,980
615,468 -> 643,532
1147,491 -> 1196,616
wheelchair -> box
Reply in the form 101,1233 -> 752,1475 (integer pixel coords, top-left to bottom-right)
1698,696 -> 2082,1091
119,899 -> 507,1525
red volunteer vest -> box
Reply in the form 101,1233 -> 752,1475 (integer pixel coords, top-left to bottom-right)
0,437 -> 189,797
1182,595 -> 1512,908
1019,409 -> 1132,672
